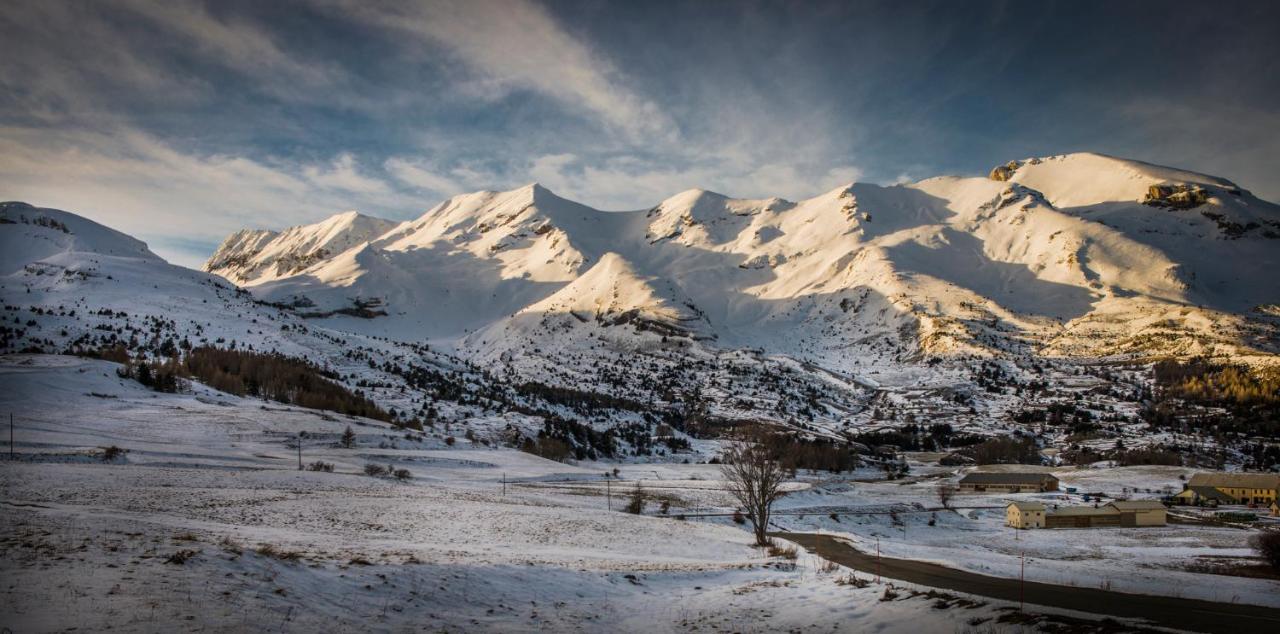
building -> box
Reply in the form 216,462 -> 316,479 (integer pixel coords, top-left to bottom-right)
1005,502 -> 1046,529
1044,504 -> 1122,528
1108,500 -> 1167,526
959,472 -> 1059,493
1013,500 -> 1168,529
1172,473 -> 1280,506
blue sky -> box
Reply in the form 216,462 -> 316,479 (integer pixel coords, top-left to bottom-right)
2,0 -> 1277,267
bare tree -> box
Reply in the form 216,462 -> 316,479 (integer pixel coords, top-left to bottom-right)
720,441 -> 787,546
936,483 -> 956,510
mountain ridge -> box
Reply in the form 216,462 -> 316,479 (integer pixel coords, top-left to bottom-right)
198,153 -> 1280,369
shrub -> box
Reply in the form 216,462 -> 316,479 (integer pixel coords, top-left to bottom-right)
306,461 -> 335,472
732,510 -> 746,525
340,426 -> 356,449
625,485 -> 647,514
363,463 -> 387,477
393,468 -> 412,481
444,436 -> 456,446
100,445 -> 127,462
1252,532 -> 1280,571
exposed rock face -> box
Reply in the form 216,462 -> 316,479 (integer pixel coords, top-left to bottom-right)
988,160 -> 1022,182
1144,183 -> 1209,209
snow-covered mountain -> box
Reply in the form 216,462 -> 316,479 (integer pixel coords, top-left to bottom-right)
202,153 -> 1280,370
206,211 -> 400,285
5,152 -> 1279,454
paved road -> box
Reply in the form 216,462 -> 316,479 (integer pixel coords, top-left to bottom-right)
776,532 -> 1280,634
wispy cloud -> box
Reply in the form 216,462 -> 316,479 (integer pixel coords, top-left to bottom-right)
0,126 -> 420,267
328,0 -> 677,143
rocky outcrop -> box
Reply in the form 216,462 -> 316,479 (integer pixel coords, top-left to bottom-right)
1144,183 -> 1209,209
988,160 -> 1022,182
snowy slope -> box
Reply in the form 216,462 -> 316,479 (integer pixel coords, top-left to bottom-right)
205,211 -> 400,285
204,153 -> 1280,372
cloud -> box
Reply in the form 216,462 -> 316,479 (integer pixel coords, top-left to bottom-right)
331,0 -> 677,143
304,154 -> 393,195
0,125 -> 422,267
384,158 -> 464,196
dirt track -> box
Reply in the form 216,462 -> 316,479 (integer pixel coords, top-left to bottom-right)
776,532 -> 1280,634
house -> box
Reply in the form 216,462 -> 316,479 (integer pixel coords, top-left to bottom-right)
959,472 -> 1059,493
1005,502 -> 1046,529
1173,473 -> 1280,506
1172,485 -> 1233,507
1109,500 -> 1167,526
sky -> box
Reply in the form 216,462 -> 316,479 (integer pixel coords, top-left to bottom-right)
1,0 -> 1278,268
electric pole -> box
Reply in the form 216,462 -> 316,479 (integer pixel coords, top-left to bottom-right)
502,472 -> 506,495
9,413 -> 13,460
297,433 -> 302,470
606,477 -> 612,511
1020,551 -> 1026,612
876,537 -> 881,584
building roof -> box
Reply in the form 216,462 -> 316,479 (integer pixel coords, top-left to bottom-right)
1108,500 -> 1166,511
960,472 -> 1058,485
1050,505 -> 1120,517
1185,486 -> 1235,503
1007,501 -> 1046,511
1187,472 -> 1280,489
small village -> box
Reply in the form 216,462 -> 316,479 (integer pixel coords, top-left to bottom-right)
986,470 -> 1280,530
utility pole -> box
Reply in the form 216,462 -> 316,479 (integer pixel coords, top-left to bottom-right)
502,472 -> 506,496
1020,551 -> 1026,612
606,477 -> 612,511
875,537 -> 881,584
297,433 -> 302,470
9,413 -> 13,460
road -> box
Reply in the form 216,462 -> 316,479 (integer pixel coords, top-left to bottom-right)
776,532 -> 1280,634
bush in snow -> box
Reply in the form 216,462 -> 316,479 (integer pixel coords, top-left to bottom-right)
1253,532 -> 1280,572
363,463 -> 387,477
306,461 -> 334,472
625,485 -> 647,514
99,445 -> 127,462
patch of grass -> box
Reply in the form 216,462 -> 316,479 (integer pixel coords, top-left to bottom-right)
255,543 -> 302,562
766,542 -> 798,560
165,549 -> 198,565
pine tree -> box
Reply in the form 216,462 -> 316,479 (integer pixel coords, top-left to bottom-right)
340,426 -> 356,449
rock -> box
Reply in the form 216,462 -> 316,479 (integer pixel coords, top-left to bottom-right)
1144,183 -> 1209,209
988,160 -> 1022,182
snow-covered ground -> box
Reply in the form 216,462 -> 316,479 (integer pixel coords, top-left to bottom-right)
0,354 -> 1087,633
771,461 -> 1280,608
5,354 -> 1278,632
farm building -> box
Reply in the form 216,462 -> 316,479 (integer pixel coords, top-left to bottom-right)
959,472 -> 1059,493
1007,501 -> 1168,529
1108,500 -> 1167,526
1172,473 -> 1280,506
1005,502 -> 1046,529
1043,504 -> 1121,529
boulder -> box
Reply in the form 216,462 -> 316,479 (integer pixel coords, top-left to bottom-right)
988,160 -> 1022,182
